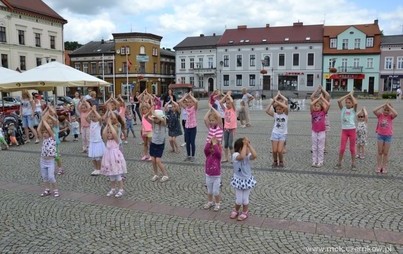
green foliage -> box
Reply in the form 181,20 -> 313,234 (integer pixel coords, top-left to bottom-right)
65,41 -> 83,51
382,92 -> 397,99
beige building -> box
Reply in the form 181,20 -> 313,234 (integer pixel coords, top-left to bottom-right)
0,0 -> 67,96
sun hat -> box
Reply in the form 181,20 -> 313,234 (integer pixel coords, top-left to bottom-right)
152,109 -> 165,118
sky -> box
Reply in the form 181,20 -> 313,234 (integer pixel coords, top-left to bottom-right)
42,0 -> 403,49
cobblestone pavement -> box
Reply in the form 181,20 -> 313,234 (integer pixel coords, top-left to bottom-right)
0,99 -> 402,253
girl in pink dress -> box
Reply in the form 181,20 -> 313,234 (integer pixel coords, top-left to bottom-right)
101,120 -> 127,198
373,102 -> 398,174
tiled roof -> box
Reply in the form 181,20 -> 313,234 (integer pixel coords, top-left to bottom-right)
174,34 -> 221,50
217,23 -> 323,46
161,48 -> 175,57
70,40 -> 115,56
2,0 -> 67,23
381,35 -> 403,45
323,22 -> 381,54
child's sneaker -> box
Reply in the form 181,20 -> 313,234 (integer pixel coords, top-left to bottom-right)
382,167 -> 387,174
351,164 -> 357,171
237,211 -> 249,221
311,163 -> 317,167
334,163 -> 342,169
106,189 -> 116,197
376,167 -> 382,173
203,202 -> 214,209
53,189 -> 60,197
151,175 -> 159,182
316,163 -> 323,168
57,167 -> 64,175
141,155 -> 147,160
160,176 -> 169,182
115,189 -> 124,198
91,170 -> 101,176
213,203 -> 220,212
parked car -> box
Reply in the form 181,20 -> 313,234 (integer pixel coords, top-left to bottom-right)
44,96 -> 72,106
2,96 -> 21,105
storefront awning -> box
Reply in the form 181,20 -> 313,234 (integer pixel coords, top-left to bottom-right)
330,74 -> 365,79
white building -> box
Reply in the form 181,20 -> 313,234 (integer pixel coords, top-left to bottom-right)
0,0 -> 67,96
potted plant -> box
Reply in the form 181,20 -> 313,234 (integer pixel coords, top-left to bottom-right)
260,69 -> 268,74
329,67 -> 337,73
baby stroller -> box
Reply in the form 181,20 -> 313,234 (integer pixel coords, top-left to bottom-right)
2,113 -> 27,145
287,97 -> 300,111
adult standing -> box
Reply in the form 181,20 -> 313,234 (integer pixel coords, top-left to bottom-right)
87,91 -> 99,110
20,90 -> 39,143
132,91 -> 142,122
397,87 -> 402,102
33,93 -> 44,127
241,88 -> 254,127
162,89 -> 176,107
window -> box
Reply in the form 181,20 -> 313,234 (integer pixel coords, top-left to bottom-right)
293,53 -> 299,66
18,30 -> 25,45
385,57 -> 393,69
152,48 -> 158,56
197,57 -> 203,68
249,55 -> 255,67
74,63 -> 80,70
367,58 -> 373,69
330,38 -> 337,48
90,63 -> 97,74
223,55 -> 229,67
120,46 -> 130,55
342,39 -> 348,49
223,75 -> 229,86
208,57 -> 213,68
341,58 -> 347,72
366,37 -> 374,47
279,54 -> 285,66
307,74 -> 314,87
190,58 -> 194,69
262,55 -> 270,67
180,77 -> 185,84
0,26 -> 6,42
236,74 -> 242,86
139,62 -> 145,73
307,53 -> 314,66
249,74 -> 256,86
198,78 -> 204,88
20,56 -> 26,70
1,54 -> 8,68
36,58 -> 42,66
354,38 -> 360,49
328,58 -> 334,68
180,58 -> 185,69
35,33 -> 41,47
83,62 -> 88,73
236,55 -> 242,67
353,58 -> 360,68
140,46 -> 145,55
397,57 -> 403,69
190,76 -> 194,85
50,35 -> 55,49
98,62 -> 104,74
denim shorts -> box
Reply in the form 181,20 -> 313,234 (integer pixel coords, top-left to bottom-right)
377,134 -> 392,143
22,115 -> 34,128
270,132 -> 286,141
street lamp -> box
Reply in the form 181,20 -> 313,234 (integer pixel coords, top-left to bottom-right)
219,61 -> 223,91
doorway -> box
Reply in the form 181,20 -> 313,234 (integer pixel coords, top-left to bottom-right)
208,78 -> 214,92
263,76 -> 271,90
368,77 -> 374,94
140,81 -> 147,92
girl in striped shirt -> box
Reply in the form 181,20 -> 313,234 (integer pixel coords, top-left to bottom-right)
204,105 -> 223,144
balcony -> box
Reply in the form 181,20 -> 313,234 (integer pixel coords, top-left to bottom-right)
336,66 -> 363,73
193,67 -> 216,76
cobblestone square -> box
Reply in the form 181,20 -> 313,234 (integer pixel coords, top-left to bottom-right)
0,98 -> 402,253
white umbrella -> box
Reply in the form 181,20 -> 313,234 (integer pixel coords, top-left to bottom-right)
0,67 -> 20,81
0,61 -> 110,91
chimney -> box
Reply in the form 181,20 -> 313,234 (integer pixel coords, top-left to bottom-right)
101,39 -> 104,44
293,22 -> 303,27
200,34 -> 204,37
237,25 -> 247,29
266,24 -> 270,28
213,33 -> 216,36
374,19 -> 378,25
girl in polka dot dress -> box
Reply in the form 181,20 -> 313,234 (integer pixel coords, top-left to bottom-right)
229,137 -> 257,221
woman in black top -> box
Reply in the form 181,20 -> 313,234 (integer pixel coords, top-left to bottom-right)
162,89 -> 176,107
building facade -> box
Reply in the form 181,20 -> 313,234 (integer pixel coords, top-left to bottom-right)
0,0 -> 67,95
322,20 -> 381,94
174,34 -> 221,94
216,23 -> 323,94
380,35 -> 403,92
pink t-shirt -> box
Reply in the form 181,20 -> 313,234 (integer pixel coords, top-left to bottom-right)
311,111 -> 326,132
206,125 -> 223,143
80,111 -> 90,128
154,97 -> 162,110
119,106 -> 126,122
376,114 -> 394,136
224,108 -> 237,129
185,106 -> 197,128
141,115 -> 152,132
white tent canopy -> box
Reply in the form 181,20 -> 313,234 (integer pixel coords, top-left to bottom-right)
0,67 -> 20,81
0,61 -> 110,91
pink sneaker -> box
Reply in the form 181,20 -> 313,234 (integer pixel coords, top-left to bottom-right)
141,155 -> 148,161
237,211 -> 249,221
230,210 -> 239,219
376,167 -> 382,173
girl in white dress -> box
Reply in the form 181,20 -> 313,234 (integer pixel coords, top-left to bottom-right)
86,105 -> 105,176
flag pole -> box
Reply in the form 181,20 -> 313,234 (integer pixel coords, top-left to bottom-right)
112,54 -> 116,97
102,54 -> 106,103
126,46 -> 129,104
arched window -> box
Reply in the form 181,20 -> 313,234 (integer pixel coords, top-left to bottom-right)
140,46 -> 145,55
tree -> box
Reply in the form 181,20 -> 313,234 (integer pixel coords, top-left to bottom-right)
64,41 -> 83,51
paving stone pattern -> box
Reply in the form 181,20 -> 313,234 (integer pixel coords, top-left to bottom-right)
0,99 -> 402,253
